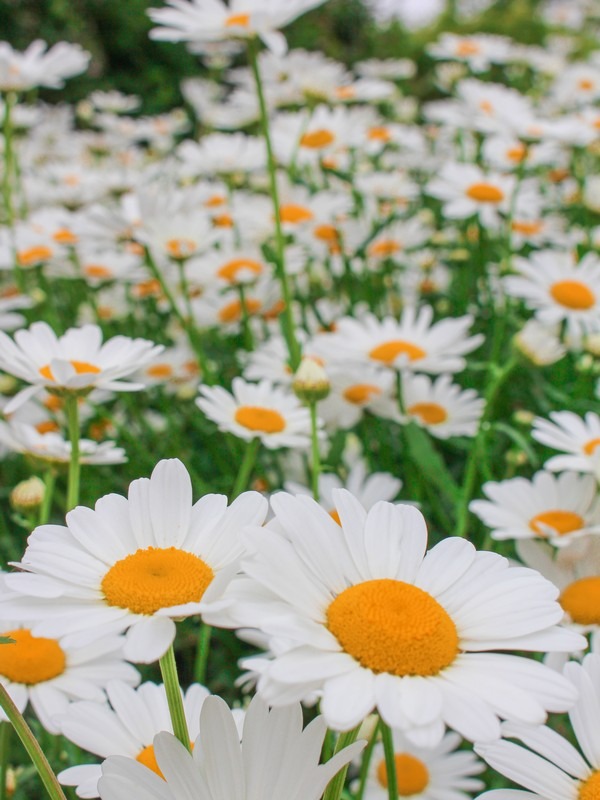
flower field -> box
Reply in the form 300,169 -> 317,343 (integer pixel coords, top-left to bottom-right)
1,0 -> 600,798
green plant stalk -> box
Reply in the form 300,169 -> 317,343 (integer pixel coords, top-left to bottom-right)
39,469 -> 56,525
159,644 -> 191,750
238,284 -> 255,351
0,684 -> 67,800
380,719 -> 397,800
231,437 -> 260,500
0,722 -> 9,800
2,91 -> 16,228
355,719 -> 381,800
65,395 -> 81,512
322,726 -> 361,800
247,38 -> 301,371
309,401 -> 321,501
193,622 -> 212,686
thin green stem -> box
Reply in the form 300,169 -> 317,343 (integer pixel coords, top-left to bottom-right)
65,395 -> 80,512
231,437 -> 260,500
238,284 -> 255,351
322,726 -> 361,800
0,722 -> 9,800
309,401 -> 321,501
355,719 -> 380,800
2,92 -> 16,227
159,644 -> 190,750
0,684 -> 67,800
380,720 -> 397,800
39,469 -> 56,525
193,623 -> 212,686
247,39 -> 301,371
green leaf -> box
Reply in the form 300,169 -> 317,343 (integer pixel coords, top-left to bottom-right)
403,423 -> 460,505
0,637 -> 15,645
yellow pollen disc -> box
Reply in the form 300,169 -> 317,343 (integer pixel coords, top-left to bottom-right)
63,174 -> 80,186
329,509 -> 342,525
583,438 -> 600,456
53,228 -> 78,245
479,100 -> 494,115
507,144 -> 526,162
343,383 -> 382,405
84,264 -> 113,279
335,86 -> 356,99
101,547 -> 214,616
408,402 -> 448,425
511,220 -> 543,235
300,129 -> 336,149
369,340 -> 426,365
550,280 -> 596,310
377,754 -> 430,796
205,194 -> 226,207
217,258 -> 263,283
560,578 -> 600,625
213,213 -> 234,227
39,360 -> 101,382
314,224 -> 340,244
35,420 -> 60,434
234,405 -> 286,434
326,579 -> 459,676
578,79 -> 595,91
224,12 -> 251,27
456,40 -> 480,56
137,742 -> 195,779
16,246 -> 53,267
369,240 -> 402,258
579,769 -> 600,800
465,183 -> 504,203
279,204 -> 314,225
529,510 -> 585,537
368,126 -> 392,142
146,363 -> 174,379
0,629 -> 66,685
166,238 -> 196,259
218,297 -> 262,323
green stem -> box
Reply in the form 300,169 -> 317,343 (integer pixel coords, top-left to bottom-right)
231,437 -> 260,500
380,720 -> 397,800
355,719 -> 380,800
322,726 -> 361,800
309,401 -> 321,501
39,470 -> 56,525
0,685 -> 67,800
238,284 -> 255,351
247,39 -> 301,371
65,395 -> 80,512
159,644 -> 190,750
2,92 -> 16,227
193,623 -> 212,686
0,722 -> 9,800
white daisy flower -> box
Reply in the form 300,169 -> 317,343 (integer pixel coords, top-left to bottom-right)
426,164 -> 514,229
98,694 -> 365,800
0,420 -> 127,465
363,728 -> 484,800
475,654 -> 600,800
5,459 -> 268,663
0,40 -> 90,91
532,411 -> 600,476
57,680 -> 227,798
469,471 -> 600,546
222,491 -> 583,744
513,319 -> 567,366
401,373 -> 484,439
504,251 -> 600,346
316,367 -> 399,431
196,378 -> 315,450
0,322 -> 163,414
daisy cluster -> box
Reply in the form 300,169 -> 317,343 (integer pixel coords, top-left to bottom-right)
0,0 -> 600,799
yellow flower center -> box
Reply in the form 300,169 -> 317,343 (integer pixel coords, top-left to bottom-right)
506,144 -> 526,163
137,742 -> 195,779
314,224 -> 340,244
407,402 -> 448,425
456,40 -> 480,56
343,384 -> 382,405
234,406 -> 286,434
217,258 -> 263,283
550,280 -> 596,310
146,363 -> 174,379
511,220 -> 543,235
579,769 -> 600,800
560,578 -> 600,625
335,86 -> 356,100
300,129 -> 336,149
16,246 -> 53,267
465,183 -> 505,203
368,126 -> 392,142
53,228 -> 78,245
205,194 -> 226,208
39,360 -> 101,382
101,547 -> 214,616
369,240 -> 402,258
279,204 -> 314,225
213,213 -> 234,228
326,579 -> 459,676
84,264 -> 113,279
224,12 -> 251,27
166,238 -> 197,259
329,508 -> 342,525
0,629 -> 66,685
529,510 -> 584,537
35,420 -> 61,434
369,340 -> 426,365
218,297 -> 262,323
578,79 -> 595,92
377,753 -> 430,796
583,438 -> 600,456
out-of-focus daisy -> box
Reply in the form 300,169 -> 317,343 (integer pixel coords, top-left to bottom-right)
504,251 -> 600,345
0,420 -> 127,465
427,33 -> 513,72
513,319 -> 566,366
5,459 -> 268,663
363,728 -> 484,800
427,164 -> 514,229
223,490 -> 582,743
98,694 -> 365,800
401,373 -> 484,440
316,367 -> 399,430
0,322 -> 163,414
0,40 -> 90,91
470,471 -> 600,546
196,378 -> 315,450
532,411 -> 600,476
58,681 -> 216,798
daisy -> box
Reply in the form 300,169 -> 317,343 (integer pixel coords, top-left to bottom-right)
427,164 -> 514,229
503,251 -> 600,345
222,490 -> 583,743
362,728 -> 484,800
401,373 -> 484,440
4,459 -> 268,663
0,420 -> 127,465
0,322 -> 163,414
427,34 -> 513,73
532,411 -> 600,476
469,471 -> 600,546
0,40 -> 90,91
474,654 -> 600,800
513,319 -> 566,366
316,367 -> 399,430
57,680 -> 217,797
98,694 -> 365,800
196,378 -> 315,450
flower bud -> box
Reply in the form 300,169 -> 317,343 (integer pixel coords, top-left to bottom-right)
10,476 -> 45,513
292,357 -> 330,403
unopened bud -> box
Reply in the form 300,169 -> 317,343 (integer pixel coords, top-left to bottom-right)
292,357 -> 330,402
10,476 -> 45,513
513,409 -> 535,426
